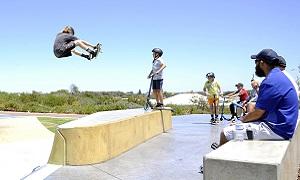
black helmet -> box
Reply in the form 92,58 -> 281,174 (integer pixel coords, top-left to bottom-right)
152,48 -> 163,57
206,72 -> 215,78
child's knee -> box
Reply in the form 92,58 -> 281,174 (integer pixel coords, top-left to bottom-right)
74,40 -> 82,45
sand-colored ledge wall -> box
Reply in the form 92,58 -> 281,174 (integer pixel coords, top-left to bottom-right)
203,118 -> 300,180
48,110 -> 172,165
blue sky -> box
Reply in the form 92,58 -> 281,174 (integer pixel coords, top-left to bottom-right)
1,0 -> 300,93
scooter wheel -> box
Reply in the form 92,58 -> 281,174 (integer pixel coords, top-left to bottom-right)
144,103 -> 150,110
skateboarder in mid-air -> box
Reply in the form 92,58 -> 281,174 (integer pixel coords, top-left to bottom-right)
53,26 -> 101,61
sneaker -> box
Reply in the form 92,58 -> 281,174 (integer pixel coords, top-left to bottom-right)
156,103 -> 164,107
211,142 -> 219,150
231,117 -> 236,123
88,53 -> 93,60
199,165 -> 203,174
230,119 -> 236,125
211,118 -> 217,125
92,43 -> 101,57
215,117 -> 220,123
90,50 -> 98,59
93,44 -> 98,50
81,54 -> 91,61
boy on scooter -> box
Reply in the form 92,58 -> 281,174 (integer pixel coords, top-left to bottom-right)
203,72 -> 223,124
147,48 -> 166,107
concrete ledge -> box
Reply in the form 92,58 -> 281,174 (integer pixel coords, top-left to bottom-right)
48,109 -> 172,165
203,121 -> 300,180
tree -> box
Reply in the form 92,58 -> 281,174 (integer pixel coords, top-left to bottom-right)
70,84 -> 79,95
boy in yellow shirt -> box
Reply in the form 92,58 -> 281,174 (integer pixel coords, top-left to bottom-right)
203,72 -> 223,125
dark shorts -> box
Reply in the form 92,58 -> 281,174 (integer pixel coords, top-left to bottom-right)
152,79 -> 163,90
57,41 -> 76,58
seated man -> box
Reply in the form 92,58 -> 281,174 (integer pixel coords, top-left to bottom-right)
225,83 -> 249,120
219,49 -> 298,146
277,56 -> 299,99
243,80 -> 259,113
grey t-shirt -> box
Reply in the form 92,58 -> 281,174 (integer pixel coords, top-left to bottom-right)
248,88 -> 258,102
53,32 -> 78,57
152,58 -> 165,80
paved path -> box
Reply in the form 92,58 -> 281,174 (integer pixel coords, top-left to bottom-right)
42,114 -> 229,180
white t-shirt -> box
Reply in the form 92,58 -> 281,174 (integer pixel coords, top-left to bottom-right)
282,70 -> 300,127
283,70 -> 299,100
152,58 -> 165,80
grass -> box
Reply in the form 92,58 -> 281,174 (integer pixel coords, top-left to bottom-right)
38,117 -> 75,133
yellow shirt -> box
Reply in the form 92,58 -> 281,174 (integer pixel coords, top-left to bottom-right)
203,80 -> 221,98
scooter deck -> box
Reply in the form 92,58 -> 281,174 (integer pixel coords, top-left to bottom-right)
153,107 -> 173,111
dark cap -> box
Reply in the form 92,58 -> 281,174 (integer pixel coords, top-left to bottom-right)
235,83 -> 243,87
277,56 -> 286,67
251,49 -> 279,64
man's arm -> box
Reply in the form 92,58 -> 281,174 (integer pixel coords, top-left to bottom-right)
225,90 -> 238,98
240,108 -> 265,123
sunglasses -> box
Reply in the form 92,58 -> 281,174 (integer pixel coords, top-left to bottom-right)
255,59 -> 261,64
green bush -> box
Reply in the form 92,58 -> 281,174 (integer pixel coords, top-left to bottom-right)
0,90 -> 231,115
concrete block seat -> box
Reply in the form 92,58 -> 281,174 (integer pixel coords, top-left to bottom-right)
48,108 -> 172,165
203,118 -> 300,180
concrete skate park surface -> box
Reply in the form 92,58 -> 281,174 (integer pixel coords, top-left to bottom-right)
45,115 -> 217,180
1,110 -> 298,180
0,109 -> 172,179
0,116 -> 55,179
1,110 -> 214,180
45,114 -> 217,180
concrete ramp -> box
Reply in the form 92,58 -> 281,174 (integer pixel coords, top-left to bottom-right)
48,108 -> 172,165
0,117 -> 54,179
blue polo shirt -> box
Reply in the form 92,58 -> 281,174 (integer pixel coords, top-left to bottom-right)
256,67 -> 298,139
